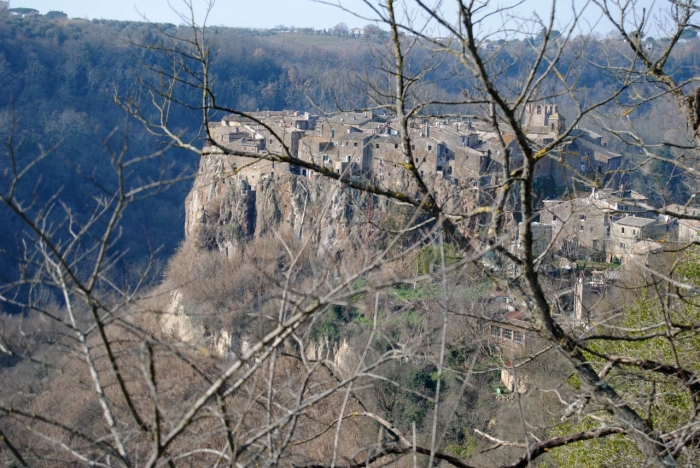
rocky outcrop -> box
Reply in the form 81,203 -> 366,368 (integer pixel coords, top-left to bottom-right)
161,291 -> 203,343
184,154 -> 357,257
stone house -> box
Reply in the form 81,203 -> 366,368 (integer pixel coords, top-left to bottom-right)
678,218 -> 700,243
488,309 -> 529,351
558,130 -> 623,186
541,194 -> 615,255
608,216 -> 667,263
448,145 -> 498,186
298,135 -> 334,175
370,135 -> 409,188
659,204 -> 700,243
334,132 -> 375,174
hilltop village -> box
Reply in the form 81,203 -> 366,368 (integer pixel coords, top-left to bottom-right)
202,105 -> 697,266
195,105 -> 700,356
204,104 -> 621,191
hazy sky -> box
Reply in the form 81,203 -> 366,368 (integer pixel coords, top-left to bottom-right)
8,0 -> 378,29
8,0 -> 667,36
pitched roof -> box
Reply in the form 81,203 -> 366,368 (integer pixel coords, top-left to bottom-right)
614,216 -> 657,227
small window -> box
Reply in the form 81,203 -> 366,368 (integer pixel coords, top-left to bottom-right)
323,154 -> 329,162
491,325 -> 501,338
376,143 -> 380,149
394,144 -> 399,149
411,144 -> 415,150
633,229 -> 638,236
502,329 -> 512,340
553,215 -> 558,222
620,242 -> 624,249
354,142 -> 358,147
428,145 -> 433,151
269,138 -> 273,144
580,215 -> 586,221
513,331 -> 523,344
621,227 -> 625,234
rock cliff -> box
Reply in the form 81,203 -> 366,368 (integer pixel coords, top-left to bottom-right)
184,153 -> 358,258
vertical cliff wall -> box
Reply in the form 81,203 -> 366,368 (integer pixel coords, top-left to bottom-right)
184,154 -> 357,257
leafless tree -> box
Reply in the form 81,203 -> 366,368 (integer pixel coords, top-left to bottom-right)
4,0 -> 700,467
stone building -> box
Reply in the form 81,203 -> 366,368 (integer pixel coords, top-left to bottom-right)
524,103 -> 564,132
608,216 -> 669,263
538,189 -> 660,261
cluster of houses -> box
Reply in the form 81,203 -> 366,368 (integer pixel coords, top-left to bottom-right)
528,189 -> 700,266
203,104 -> 623,195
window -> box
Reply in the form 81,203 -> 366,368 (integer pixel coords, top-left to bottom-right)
553,215 -> 558,222
491,325 -> 501,338
269,138 -> 273,144
633,229 -> 638,236
376,143 -> 380,148
513,331 -> 523,344
411,144 -> 415,150
621,227 -> 625,233
502,328 -> 512,340
620,242 -> 625,249
354,142 -> 358,147
428,145 -> 433,151
394,144 -> 398,149
323,154 -> 329,162
580,215 -> 586,221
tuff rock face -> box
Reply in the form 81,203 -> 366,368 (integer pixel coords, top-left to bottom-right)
184,153 -> 357,258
